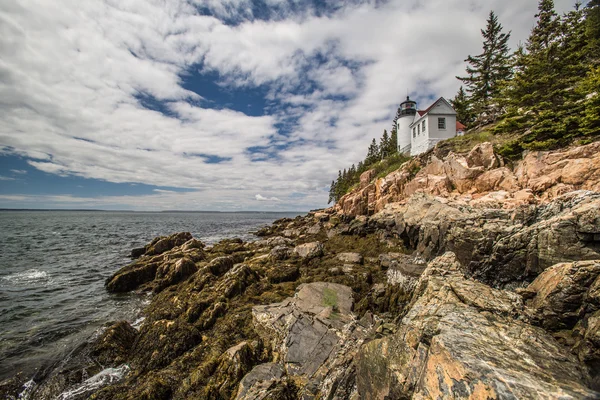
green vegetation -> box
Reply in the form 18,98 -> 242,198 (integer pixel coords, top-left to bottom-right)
330,0 -> 600,205
322,287 -> 338,308
328,128 -> 409,204
456,10 -> 512,125
455,0 -> 600,152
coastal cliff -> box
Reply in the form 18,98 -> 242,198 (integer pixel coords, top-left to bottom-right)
4,141 -> 600,399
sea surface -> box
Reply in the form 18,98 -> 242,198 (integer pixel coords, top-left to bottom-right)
0,210 -> 301,384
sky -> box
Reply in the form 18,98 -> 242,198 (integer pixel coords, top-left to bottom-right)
0,0 -> 583,211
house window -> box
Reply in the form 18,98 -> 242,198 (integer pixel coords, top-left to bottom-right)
438,117 -> 446,130
413,127 -> 416,138
417,124 -> 420,135
422,120 -> 426,132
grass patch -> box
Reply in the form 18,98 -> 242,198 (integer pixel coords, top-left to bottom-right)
322,287 -> 338,308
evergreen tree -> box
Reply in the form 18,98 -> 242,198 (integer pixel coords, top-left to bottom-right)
578,66 -> 600,137
380,130 -> 390,158
450,86 -> 475,127
457,10 -> 512,123
585,0 -> 600,63
365,138 -> 379,165
328,180 -> 336,204
389,128 -> 398,155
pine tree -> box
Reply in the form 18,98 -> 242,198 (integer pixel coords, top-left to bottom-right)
380,130 -> 390,159
457,10 -> 512,123
328,180 -> 336,204
389,128 -> 398,155
578,66 -> 600,137
365,138 -> 379,165
450,86 -> 474,127
585,0 -> 600,64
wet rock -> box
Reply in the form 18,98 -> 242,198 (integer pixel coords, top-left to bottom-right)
154,257 -> 197,292
91,321 -> 138,367
356,252 -> 598,399
132,319 -> 202,373
205,255 -> 235,276
293,241 -> 324,259
267,265 -> 300,284
133,232 -> 194,258
106,236 -> 206,293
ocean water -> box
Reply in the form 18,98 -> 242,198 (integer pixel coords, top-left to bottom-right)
0,210 -> 300,383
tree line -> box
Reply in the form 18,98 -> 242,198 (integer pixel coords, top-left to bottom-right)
452,0 -> 600,156
329,0 -> 599,205
328,124 -> 402,204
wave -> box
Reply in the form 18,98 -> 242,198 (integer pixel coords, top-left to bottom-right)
1,269 -> 48,285
56,365 -> 130,400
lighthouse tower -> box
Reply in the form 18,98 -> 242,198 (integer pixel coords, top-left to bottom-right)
397,96 -> 417,154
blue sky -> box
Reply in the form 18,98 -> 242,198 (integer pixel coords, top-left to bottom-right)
0,0 -> 580,211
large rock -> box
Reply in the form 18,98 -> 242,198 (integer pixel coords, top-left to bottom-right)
91,321 -> 138,367
293,242 -> 324,259
250,282 -> 369,399
516,141 -> 600,195
355,253 -> 598,399
130,232 -> 194,258
523,260 -> 600,330
106,237 -> 206,293
372,191 -> 600,287
337,141 -> 600,218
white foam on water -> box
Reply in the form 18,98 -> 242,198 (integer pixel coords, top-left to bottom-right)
57,364 -> 130,400
132,316 -> 146,330
17,379 -> 35,399
1,269 -> 48,285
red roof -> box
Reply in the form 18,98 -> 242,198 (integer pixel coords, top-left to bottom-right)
456,121 -> 466,130
415,97 -> 447,117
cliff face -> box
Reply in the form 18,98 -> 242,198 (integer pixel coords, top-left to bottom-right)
5,141 -> 600,400
336,141 -> 600,217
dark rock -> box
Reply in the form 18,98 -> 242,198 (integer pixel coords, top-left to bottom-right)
91,321 -> 138,367
106,236 -> 206,293
525,260 -> 600,330
205,256 -> 235,276
267,265 -> 300,284
270,245 -> 292,261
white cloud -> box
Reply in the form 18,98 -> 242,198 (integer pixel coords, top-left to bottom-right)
0,0 -> 582,210
0,175 -> 16,181
255,194 -> 281,202
10,169 -> 27,174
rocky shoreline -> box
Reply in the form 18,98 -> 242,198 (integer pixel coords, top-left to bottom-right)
2,141 -> 600,399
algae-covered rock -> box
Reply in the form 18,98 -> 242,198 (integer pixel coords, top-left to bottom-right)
130,232 -> 194,258
106,236 -> 206,293
266,265 -> 299,284
91,321 -> 138,367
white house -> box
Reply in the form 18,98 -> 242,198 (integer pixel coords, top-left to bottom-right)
396,96 -> 460,156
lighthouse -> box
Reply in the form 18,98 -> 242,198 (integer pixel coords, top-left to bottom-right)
397,96 -> 417,154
